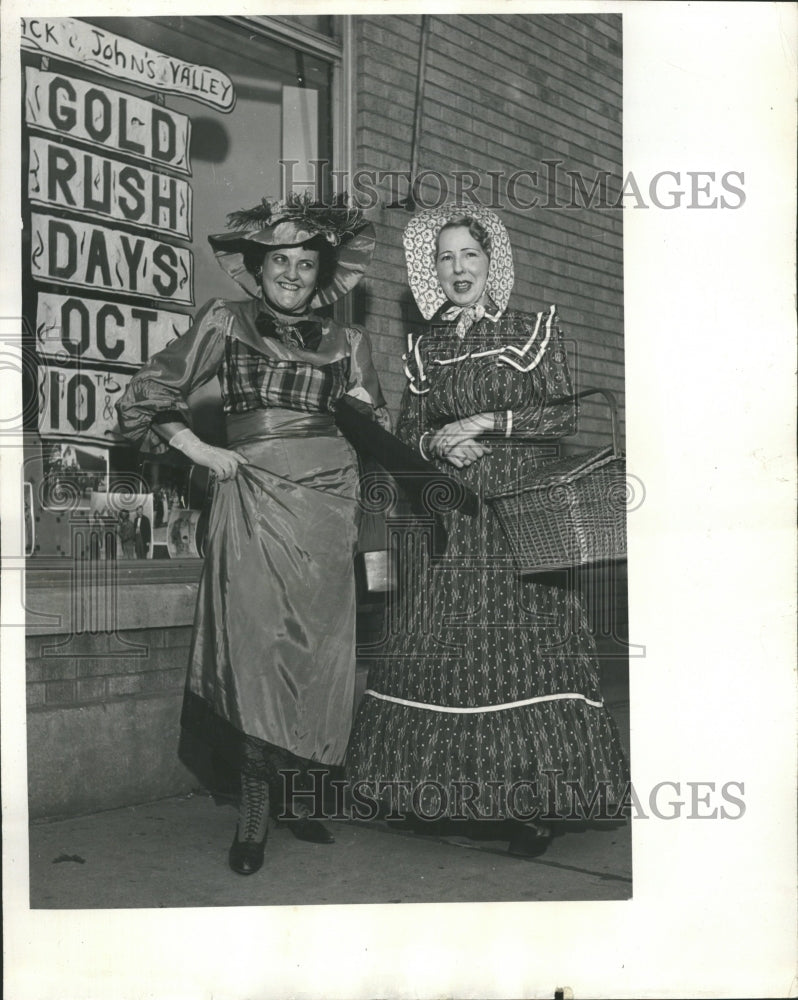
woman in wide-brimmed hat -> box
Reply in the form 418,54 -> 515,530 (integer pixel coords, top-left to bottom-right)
117,194 -> 386,875
345,204 -> 628,857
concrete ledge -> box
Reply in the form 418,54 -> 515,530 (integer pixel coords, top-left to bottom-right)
27,692 -> 199,820
26,562 -> 201,635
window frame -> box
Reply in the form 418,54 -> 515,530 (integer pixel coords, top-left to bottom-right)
224,15 -> 353,200
25,14 -> 354,597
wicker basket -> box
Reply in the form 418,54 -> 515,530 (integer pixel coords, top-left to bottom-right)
487,388 -> 627,573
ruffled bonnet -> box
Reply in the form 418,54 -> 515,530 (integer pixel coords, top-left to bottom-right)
402,204 -> 515,320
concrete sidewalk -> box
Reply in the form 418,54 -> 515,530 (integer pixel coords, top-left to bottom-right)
29,791 -> 631,908
29,690 -> 631,909
29,664 -> 630,909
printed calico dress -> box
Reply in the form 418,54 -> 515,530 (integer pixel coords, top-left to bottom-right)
117,296 -> 385,779
345,308 -> 629,818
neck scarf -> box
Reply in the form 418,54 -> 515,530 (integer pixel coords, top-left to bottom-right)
439,297 -> 501,339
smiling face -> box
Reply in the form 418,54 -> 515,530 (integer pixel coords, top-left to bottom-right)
435,225 -> 490,309
260,245 -> 320,313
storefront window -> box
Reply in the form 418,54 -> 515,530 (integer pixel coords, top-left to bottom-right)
277,14 -> 337,39
21,15 -> 341,563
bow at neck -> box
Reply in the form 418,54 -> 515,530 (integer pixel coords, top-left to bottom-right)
256,298 -> 323,351
440,299 -> 501,339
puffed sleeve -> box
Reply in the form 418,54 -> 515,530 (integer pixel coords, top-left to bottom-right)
492,311 -> 577,439
344,324 -> 392,429
391,331 -> 431,451
116,298 -> 228,454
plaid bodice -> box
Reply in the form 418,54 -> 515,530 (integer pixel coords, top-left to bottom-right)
220,321 -> 351,415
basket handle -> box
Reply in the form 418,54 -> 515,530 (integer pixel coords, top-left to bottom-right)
547,387 -> 621,456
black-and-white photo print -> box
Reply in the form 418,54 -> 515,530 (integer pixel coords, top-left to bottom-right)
21,8 -> 631,902
2,5 -> 795,1000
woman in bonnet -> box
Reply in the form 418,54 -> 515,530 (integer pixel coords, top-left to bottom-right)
345,205 -> 628,857
117,195 -> 387,875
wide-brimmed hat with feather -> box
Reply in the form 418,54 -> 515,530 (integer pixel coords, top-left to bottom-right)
208,193 -> 375,308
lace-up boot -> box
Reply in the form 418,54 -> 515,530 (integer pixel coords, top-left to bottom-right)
228,774 -> 269,875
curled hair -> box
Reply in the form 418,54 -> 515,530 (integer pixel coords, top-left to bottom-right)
244,234 -> 337,289
436,216 -> 492,257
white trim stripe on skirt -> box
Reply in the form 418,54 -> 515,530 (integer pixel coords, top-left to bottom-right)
363,690 -> 605,714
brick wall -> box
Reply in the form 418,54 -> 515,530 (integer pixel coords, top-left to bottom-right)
26,626 -> 192,709
24,16 -> 626,819
353,13 -> 623,449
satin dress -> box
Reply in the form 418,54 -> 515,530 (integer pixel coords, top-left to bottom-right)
117,296 -> 385,777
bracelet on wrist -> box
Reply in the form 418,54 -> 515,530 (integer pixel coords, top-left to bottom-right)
419,431 -> 433,462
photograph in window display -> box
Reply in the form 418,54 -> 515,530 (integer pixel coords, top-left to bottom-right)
88,489 -> 154,560
344,204 -> 629,858
41,441 -> 109,511
116,194 -> 387,875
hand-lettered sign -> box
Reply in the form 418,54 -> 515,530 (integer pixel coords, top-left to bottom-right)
24,67 -> 191,174
36,293 -> 190,367
21,17 -> 235,112
29,136 -> 193,239
30,213 -> 194,305
38,363 -> 133,442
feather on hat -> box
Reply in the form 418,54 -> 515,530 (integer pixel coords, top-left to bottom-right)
208,192 -> 375,308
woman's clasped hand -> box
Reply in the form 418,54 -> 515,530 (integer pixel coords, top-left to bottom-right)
425,413 -> 493,467
345,204 -> 629,858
